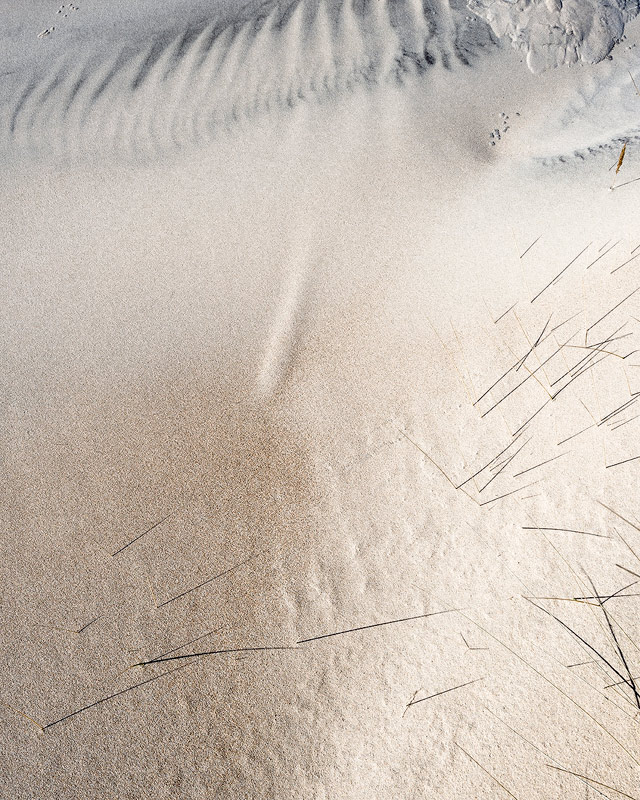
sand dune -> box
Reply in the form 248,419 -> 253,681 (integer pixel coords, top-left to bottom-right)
2,1 -> 640,799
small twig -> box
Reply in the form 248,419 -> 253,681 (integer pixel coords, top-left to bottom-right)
297,608 -> 457,644
456,743 -> 521,799
547,764 -> 639,800
43,665 -> 189,731
405,678 -> 483,711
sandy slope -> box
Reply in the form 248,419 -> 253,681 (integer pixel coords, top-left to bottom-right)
2,2 -> 640,798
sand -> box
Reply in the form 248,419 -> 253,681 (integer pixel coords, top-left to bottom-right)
2,1 -> 640,798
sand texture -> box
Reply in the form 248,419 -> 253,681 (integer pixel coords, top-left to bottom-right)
2,2 -> 640,798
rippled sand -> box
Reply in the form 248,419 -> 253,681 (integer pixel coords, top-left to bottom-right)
3,2 -> 640,798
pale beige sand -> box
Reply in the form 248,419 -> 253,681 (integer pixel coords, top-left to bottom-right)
3,3 -> 640,799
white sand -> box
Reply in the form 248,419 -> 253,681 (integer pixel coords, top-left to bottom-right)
2,2 -> 640,798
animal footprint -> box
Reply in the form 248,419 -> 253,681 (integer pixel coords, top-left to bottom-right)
38,4 -> 78,37
489,111 -> 518,146
57,4 -> 79,16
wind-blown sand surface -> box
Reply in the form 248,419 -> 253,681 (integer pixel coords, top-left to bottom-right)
3,2 -> 640,798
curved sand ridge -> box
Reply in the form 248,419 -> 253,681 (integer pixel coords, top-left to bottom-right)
2,0 -> 498,159
4,0 -> 640,164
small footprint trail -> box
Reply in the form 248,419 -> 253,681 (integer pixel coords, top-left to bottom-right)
37,3 -> 79,39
